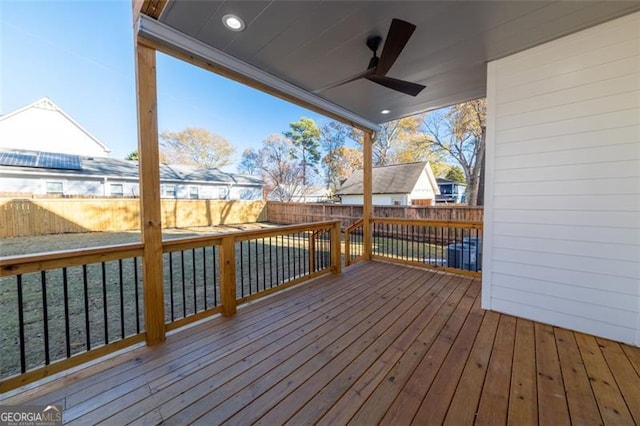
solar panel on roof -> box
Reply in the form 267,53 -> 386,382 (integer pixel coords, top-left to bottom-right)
37,152 -> 81,170
0,152 -> 38,167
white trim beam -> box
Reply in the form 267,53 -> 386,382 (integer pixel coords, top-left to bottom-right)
137,15 -> 380,133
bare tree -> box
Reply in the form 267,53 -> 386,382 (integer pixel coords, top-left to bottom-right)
421,99 -> 486,205
257,135 -> 305,201
160,127 -> 235,168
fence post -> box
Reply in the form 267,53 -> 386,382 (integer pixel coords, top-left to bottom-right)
331,221 -> 342,274
220,236 -> 237,316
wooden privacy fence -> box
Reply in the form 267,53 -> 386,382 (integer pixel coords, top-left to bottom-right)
0,198 -> 267,238
266,202 -> 483,228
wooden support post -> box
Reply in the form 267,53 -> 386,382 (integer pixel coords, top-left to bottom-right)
135,42 -> 165,345
220,236 -> 237,316
363,131 -> 373,260
331,221 -> 342,274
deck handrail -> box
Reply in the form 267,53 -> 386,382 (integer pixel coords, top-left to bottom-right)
370,217 -> 483,278
0,220 -> 342,392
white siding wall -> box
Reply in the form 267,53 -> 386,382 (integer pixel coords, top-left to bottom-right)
484,12 -> 640,345
408,170 -> 437,205
0,103 -> 110,157
340,194 -> 409,206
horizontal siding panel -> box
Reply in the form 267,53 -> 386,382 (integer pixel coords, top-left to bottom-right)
496,11 -> 640,73
496,73 -> 639,119
493,160 -> 639,183
493,194 -> 640,213
490,299 -> 637,344
497,89 -> 640,131
492,247 -> 640,279
498,42 -> 639,104
495,108 -> 640,144
486,10 -> 640,346
491,273 -> 638,311
495,125 -> 639,157
492,285 -> 637,328
493,209 -> 640,229
495,143 -> 640,170
493,177 -> 639,197
491,261 -> 638,296
492,222 -> 640,245
493,235 -> 640,262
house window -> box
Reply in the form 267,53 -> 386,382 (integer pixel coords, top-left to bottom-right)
163,185 -> 176,198
46,181 -> 63,195
218,186 -> 229,200
110,183 -> 124,197
189,186 -> 199,199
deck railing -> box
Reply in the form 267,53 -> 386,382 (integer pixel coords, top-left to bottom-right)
0,244 -> 146,391
344,219 -> 365,266
371,218 -> 483,277
0,221 -> 341,392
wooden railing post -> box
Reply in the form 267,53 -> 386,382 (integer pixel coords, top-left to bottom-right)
220,236 -> 237,316
363,131 -> 373,260
135,41 -> 165,345
331,221 -> 341,274
344,229 -> 351,267
309,232 -> 316,273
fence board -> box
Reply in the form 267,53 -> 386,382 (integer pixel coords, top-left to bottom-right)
0,199 -> 267,238
266,202 -> 482,228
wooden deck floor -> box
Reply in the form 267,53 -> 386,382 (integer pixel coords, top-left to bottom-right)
4,261 -> 640,425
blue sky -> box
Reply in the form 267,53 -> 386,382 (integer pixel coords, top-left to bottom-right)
1,0 -> 328,169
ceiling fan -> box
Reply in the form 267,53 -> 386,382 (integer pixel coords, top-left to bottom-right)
314,18 -> 426,97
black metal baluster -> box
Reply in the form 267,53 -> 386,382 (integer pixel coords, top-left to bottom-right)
63,268 -> 71,358
212,246 -> 218,306
119,259 -> 125,339
262,238 -> 266,291
269,237 -> 273,289
133,257 -> 140,333
202,248 -> 208,309
17,275 -> 26,373
287,234 -> 291,281
255,238 -> 260,293
181,251 -> 186,318
247,240 -> 252,296
192,248 -> 197,313
169,252 -> 175,322
42,271 -> 51,362
297,233 -> 302,277
276,236 -> 280,285
102,262 -> 108,345
240,241 -> 245,297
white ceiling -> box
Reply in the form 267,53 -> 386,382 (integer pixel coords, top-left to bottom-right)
156,1 -> 640,124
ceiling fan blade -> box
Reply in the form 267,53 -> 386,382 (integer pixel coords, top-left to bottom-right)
376,18 -> 416,76
313,68 -> 376,93
366,74 -> 425,97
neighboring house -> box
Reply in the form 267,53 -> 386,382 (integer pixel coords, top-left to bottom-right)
336,162 -> 440,206
0,98 -> 111,157
289,185 -> 332,203
0,148 -> 263,200
435,179 -> 466,204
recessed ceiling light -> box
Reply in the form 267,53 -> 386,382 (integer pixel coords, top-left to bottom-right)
222,14 -> 245,32
381,109 -> 390,114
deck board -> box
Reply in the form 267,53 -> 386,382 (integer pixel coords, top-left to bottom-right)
3,261 -> 640,426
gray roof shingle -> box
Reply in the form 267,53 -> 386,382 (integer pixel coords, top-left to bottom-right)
337,161 -> 428,195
